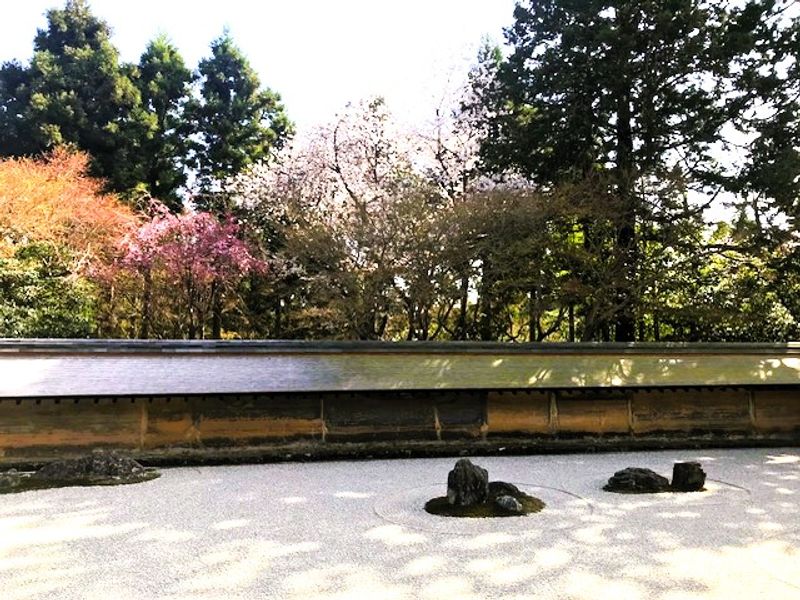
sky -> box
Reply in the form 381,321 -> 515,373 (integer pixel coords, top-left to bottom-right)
0,0 -> 519,134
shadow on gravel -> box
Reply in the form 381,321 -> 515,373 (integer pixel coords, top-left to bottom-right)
0,450 -> 797,599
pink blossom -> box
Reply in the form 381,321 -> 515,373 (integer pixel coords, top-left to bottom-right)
115,201 -> 266,338
118,201 -> 265,284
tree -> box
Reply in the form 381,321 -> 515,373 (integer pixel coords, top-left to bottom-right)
0,149 -> 136,338
728,1 -> 800,220
0,149 -> 135,263
117,205 -> 265,339
184,32 -> 292,337
426,40 -> 502,201
0,60 -> 36,156
0,242 -> 96,338
387,190 -> 460,341
479,0 -> 761,340
187,32 -> 292,212
417,42 -> 507,339
226,98 -> 455,340
0,0 -> 140,191
708,2 -> 800,336
117,35 -> 192,210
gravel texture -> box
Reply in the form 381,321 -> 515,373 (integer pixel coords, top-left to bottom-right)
0,447 -> 798,599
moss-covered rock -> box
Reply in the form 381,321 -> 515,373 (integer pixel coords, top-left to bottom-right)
425,485 -> 545,518
0,454 -> 160,494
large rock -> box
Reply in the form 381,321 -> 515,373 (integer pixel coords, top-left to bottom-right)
447,458 -> 489,506
603,467 -> 671,493
32,454 -> 147,482
671,462 -> 706,492
488,481 -> 521,498
494,495 -> 522,514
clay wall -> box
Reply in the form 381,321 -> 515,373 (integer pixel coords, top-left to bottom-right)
1,387 -> 797,465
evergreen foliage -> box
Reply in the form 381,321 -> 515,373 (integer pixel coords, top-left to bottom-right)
0,0 -> 139,189
120,35 -> 193,210
0,242 -> 96,338
186,32 -> 292,212
476,0 -> 771,340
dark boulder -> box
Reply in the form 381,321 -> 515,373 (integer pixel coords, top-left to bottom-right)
604,467 -> 670,493
447,458 -> 489,506
671,462 -> 706,492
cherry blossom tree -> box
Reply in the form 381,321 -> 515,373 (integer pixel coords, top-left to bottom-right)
118,202 -> 265,338
225,98 -> 453,339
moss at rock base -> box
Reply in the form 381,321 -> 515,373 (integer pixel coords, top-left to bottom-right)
425,492 -> 545,518
0,455 -> 162,494
0,470 -> 161,494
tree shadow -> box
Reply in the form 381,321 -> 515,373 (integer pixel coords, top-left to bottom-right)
0,449 -> 796,599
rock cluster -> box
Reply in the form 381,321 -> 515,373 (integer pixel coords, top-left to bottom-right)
32,454 -> 148,482
0,469 -> 21,492
604,461 -> 707,494
447,459 -> 525,513
427,458 -> 545,517
494,495 -> 522,513
0,453 -> 159,494
488,480 -> 521,498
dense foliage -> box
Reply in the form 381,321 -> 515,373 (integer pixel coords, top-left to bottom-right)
0,151 -> 132,336
0,0 -> 799,342
0,1 -> 290,206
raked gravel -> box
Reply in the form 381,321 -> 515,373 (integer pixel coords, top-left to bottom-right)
1,447 -> 799,600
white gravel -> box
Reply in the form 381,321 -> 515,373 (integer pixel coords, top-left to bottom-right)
1,448 -> 799,599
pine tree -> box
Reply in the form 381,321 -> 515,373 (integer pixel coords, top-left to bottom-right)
480,0 -> 759,340
121,35 -> 193,210
0,0 -> 139,189
187,32 -> 292,213
732,1 -> 800,226
0,60 -> 36,156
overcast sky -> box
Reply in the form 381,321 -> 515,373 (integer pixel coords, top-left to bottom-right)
1,0 -> 518,133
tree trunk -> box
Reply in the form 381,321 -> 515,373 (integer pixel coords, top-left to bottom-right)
406,304 -> 416,340
614,210 -> 637,342
613,6 -> 637,343
139,268 -> 152,339
274,297 -> 283,338
211,279 -> 222,339
477,254 -> 494,341
528,288 -> 538,342
456,271 -> 469,340
376,313 -> 388,339
186,280 -> 197,339
188,309 -> 197,340
568,303 -> 575,342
